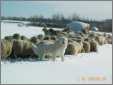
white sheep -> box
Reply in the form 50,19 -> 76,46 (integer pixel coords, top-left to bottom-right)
32,37 -> 68,61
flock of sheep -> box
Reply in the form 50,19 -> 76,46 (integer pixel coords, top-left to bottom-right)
1,26 -> 112,61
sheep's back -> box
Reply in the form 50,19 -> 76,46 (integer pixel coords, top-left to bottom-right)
1,39 -> 13,59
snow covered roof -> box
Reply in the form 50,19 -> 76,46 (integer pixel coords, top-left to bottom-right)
91,26 -> 99,31
67,21 -> 90,32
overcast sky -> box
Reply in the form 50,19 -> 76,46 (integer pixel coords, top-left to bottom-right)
1,1 -> 112,20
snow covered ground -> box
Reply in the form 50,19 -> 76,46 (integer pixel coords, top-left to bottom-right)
1,21 -> 112,84
1,20 -> 63,39
1,21 -> 44,39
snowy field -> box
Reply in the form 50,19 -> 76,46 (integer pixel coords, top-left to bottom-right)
1,21 -> 44,39
1,20 -> 63,39
1,21 -> 112,84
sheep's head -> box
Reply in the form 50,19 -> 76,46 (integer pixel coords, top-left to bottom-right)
4,36 -> 12,41
30,36 -> 37,43
37,34 -> 44,40
13,33 -> 20,39
42,28 -> 48,32
44,35 -> 51,40
51,36 -> 57,40
21,35 -> 27,40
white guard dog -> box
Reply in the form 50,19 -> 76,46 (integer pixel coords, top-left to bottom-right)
32,36 -> 68,61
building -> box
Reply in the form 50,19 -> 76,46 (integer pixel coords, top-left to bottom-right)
66,21 -> 91,33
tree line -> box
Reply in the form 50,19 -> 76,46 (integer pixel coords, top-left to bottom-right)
1,13 -> 112,32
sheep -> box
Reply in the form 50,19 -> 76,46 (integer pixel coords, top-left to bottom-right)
50,36 -> 57,41
32,36 -> 68,61
62,28 -> 70,33
82,41 -> 90,53
43,35 -> 51,40
65,39 -> 83,55
43,27 -> 68,37
81,47 -> 85,53
43,35 -> 56,40
30,36 -> 40,44
89,39 -> 98,52
74,39 -> 83,54
43,28 -> 63,36
12,33 -> 21,40
21,35 -> 28,40
42,28 -> 57,36
84,37 -> 98,52
42,28 -> 49,35
30,35 -> 44,45
11,39 -> 36,59
30,36 -> 36,43
105,34 -> 112,44
11,40 -> 25,59
37,34 -> 44,40
1,39 -> 13,60
4,36 -> 13,41
106,37 -> 112,44
95,35 -> 106,45
48,28 -> 59,35
22,40 -> 37,59
65,42 -> 76,55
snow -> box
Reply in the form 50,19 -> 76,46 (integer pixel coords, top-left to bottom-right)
1,21 -> 63,39
1,21 -> 112,84
1,44 -> 112,84
1,22 -> 44,39
91,26 -> 99,31
1,20 -> 30,24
